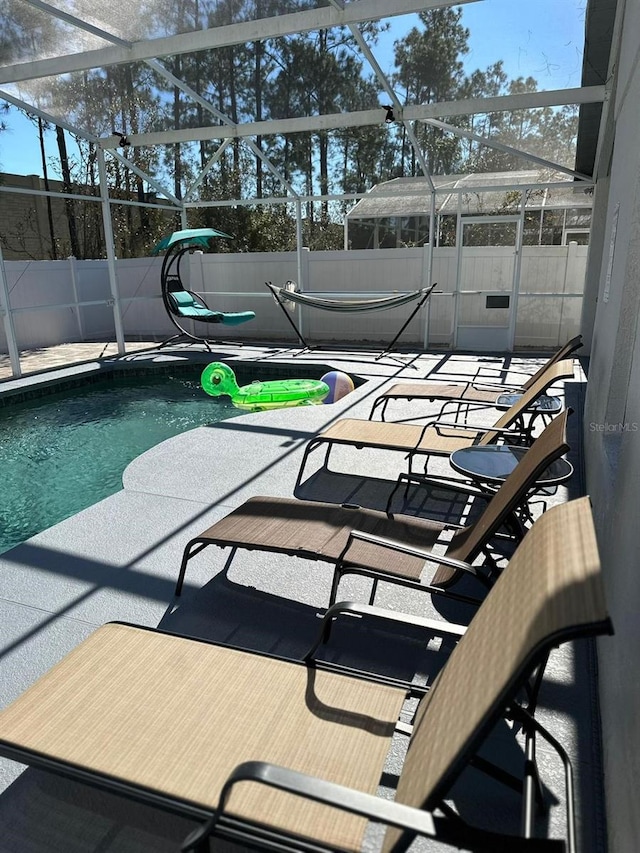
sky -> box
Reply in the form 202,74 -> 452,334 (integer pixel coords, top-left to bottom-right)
0,0 -> 588,177
376,0 -> 587,90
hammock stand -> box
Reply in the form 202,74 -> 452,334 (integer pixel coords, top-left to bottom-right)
152,229 -> 256,352
265,281 -> 437,366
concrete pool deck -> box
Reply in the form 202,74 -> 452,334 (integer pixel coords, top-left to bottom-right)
0,341 -> 602,852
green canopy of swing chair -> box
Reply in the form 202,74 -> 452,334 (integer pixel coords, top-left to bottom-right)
151,228 -> 233,255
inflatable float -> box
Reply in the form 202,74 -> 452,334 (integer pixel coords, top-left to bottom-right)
201,362 -> 329,412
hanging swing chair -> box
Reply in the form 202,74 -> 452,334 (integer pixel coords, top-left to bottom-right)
152,228 -> 256,351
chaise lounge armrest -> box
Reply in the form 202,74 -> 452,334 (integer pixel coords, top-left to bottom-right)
337,528 -> 483,578
305,599 -> 467,667
182,760 -> 566,853
418,418 -> 525,436
468,379 -> 523,392
387,471 -> 498,513
335,528 -> 492,601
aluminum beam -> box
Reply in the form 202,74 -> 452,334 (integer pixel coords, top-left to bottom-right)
2,0 -> 481,84
15,0 -> 297,198
183,141 -> 233,202
0,243 -> 21,378
107,150 -> 182,206
0,89 -> 99,142
423,117 -> 594,181
98,86 -> 605,149
328,0 -> 435,192
181,179 -> 592,209
97,148 -> 125,355
140,59 -> 298,195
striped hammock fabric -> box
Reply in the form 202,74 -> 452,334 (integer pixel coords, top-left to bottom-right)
267,281 -> 436,313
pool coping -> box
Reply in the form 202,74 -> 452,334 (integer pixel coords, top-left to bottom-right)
0,348 -> 357,408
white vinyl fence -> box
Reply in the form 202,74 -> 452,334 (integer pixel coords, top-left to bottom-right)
0,245 -> 587,359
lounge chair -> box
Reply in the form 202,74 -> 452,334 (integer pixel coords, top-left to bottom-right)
176,408 -> 572,602
370,334 -> 582,422
435,333 -> 582,383
0,498 -> 612,853
296,360 -> 575,488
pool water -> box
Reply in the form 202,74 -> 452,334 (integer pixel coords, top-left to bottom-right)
0,374 -> 239,554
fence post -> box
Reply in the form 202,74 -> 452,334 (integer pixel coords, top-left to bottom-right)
68,255 -> 85,341
559,241 -> 579,345
295,200 -> 305,288
563,240 -> 580,292
97,148 -> 126,355
192,250 -> 205,295
421,243 -> 431,349
0,243 -> 21,377
297,246 -> 310,341
507,196 -> 526,351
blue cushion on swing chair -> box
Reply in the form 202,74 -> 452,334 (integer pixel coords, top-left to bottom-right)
169,291 -> 255,325
170,291 -> 199,308
179,306 -> 223,319
169,291 -> 209,315
220,311 -> 256,326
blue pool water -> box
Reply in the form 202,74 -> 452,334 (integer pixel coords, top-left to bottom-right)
0,373 -> 239,554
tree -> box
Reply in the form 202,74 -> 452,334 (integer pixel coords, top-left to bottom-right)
392,14 -> 578,179
46,57 -> 166,257
393,8 -> 469,175
462,74 -> 578,173
1,0 -> 580,256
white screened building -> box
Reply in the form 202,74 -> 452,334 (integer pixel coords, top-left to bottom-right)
345,171 -> 593,250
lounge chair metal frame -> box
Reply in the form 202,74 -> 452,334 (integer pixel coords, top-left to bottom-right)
176,409 -> 571,602
265,280 -> 437,367
0,621 -> 571,853
295,361 -> 574,492
302,588 -> 598,853
294,417 -> 525,491
0,499 -> 613,853
370,335 -> 583,422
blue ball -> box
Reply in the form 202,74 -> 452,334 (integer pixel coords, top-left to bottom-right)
320,371 -> 355,404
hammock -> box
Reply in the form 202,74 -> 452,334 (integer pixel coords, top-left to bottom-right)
265,281 -> 437,364
266,281 -> 436,313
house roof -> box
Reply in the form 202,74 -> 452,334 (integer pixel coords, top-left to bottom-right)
575,0 -> 619,177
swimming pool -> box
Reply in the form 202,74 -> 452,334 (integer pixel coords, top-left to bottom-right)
0,372 -> 240,554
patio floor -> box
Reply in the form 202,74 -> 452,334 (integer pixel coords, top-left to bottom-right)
0,340 -> 602,852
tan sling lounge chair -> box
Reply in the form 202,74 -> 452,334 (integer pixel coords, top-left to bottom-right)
295,360 -> 575,488
0,498 -> 613,853
176,409 -> 572,603
370,335 -> 582,422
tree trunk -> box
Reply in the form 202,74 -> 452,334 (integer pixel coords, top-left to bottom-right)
228,48 -> 241,196
86,140 -> 101,259
172,55 -> 183,201
318,30 -> 329,220
55,126 -> 81,258
38,118 -> 57,259
254,38 -> 263,198
173,84 -> 182,201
